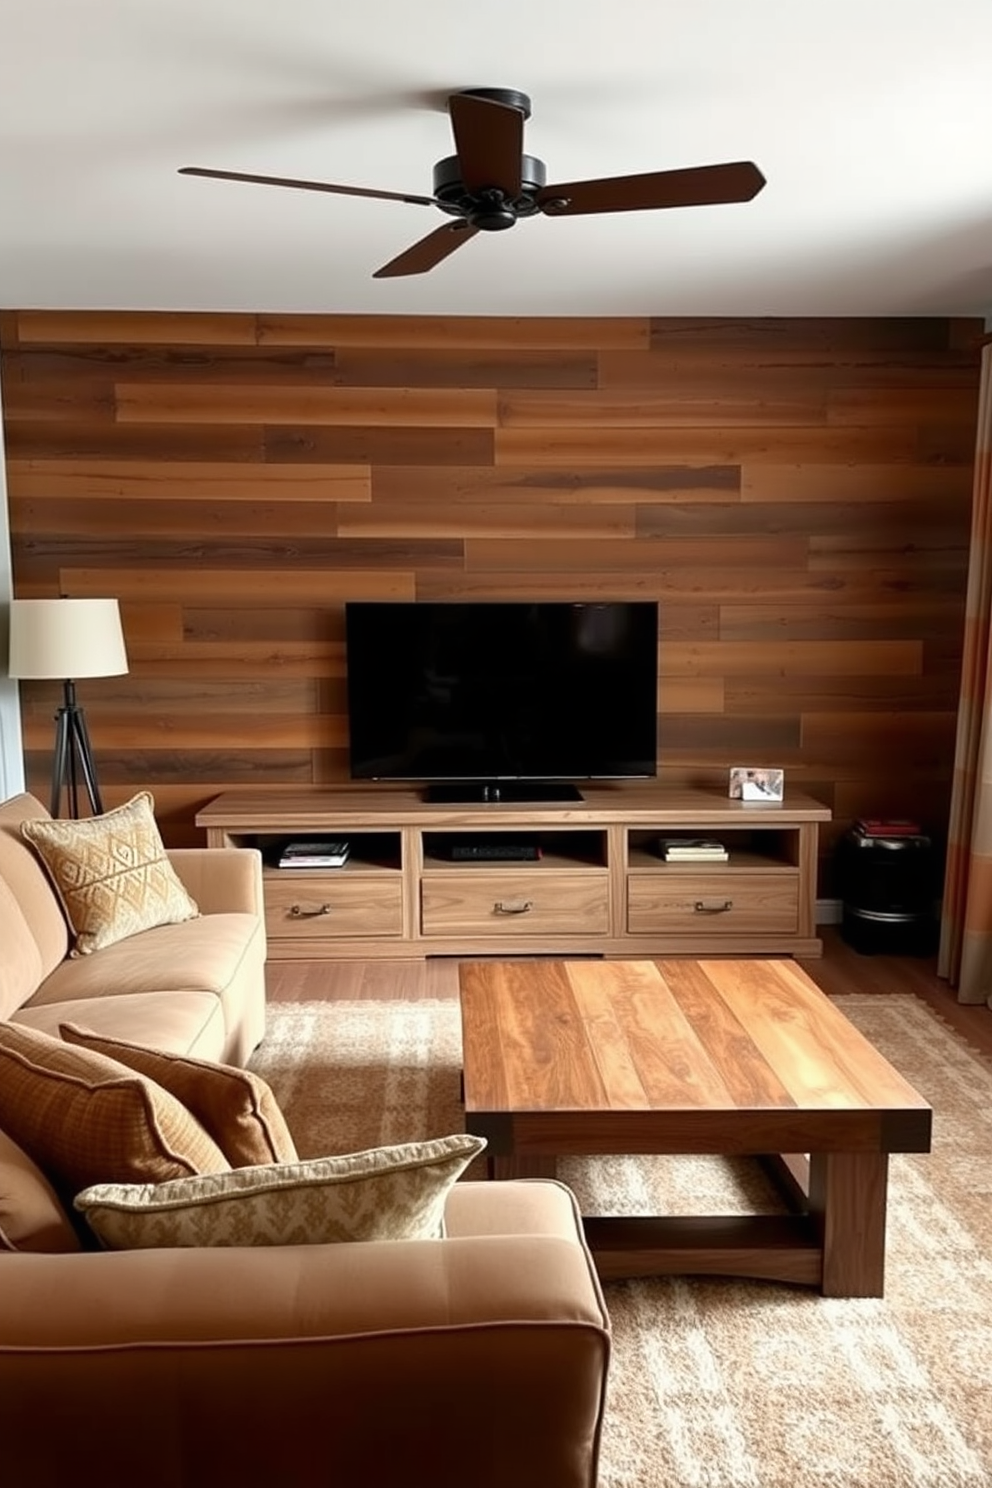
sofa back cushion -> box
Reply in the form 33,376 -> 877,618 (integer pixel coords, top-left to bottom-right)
0,795 -> 70,1013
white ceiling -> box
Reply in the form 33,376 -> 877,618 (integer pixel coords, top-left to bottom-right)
3,0 -> 992,318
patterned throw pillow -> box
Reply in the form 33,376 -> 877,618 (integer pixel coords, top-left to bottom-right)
0,1022 -> 230,1195
59,1023 -> 299,1168
75,1133 -> 487,1249
20,791 -> 199,956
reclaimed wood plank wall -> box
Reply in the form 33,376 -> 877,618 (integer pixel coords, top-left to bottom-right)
0,310 -> 982,887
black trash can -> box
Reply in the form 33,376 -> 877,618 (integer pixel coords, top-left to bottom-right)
838,822 -> 939,955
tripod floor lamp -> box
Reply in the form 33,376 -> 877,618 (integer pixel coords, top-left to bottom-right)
7,598 -> 129,819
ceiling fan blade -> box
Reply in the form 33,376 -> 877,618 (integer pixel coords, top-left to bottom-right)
448,92 -> 524,197
373,222 -> 479,279
537,161 -> 766,216
178,165 -> 437,208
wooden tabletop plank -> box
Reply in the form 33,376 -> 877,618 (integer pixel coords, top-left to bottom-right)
696,960 -> 931,1112
566,959 -> 736,1111
560,962 -> 652,1109
653,959 -> 798,1109
461,960 -> 608,1110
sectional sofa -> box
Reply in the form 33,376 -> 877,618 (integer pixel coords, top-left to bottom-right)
0,790 -> 611,1488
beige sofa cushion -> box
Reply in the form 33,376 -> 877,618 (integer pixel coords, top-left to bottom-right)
21,792 -> 199,956
0,794 -> 70,1012
13,990 -> 228,1063
60,1024 -> 298,1167
0,1023 -> 230,1195
75,1134 -> 487,1249
0,1127 -> 81,1253
25,912 -> 261,1008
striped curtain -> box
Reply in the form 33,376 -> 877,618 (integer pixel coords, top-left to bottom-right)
940,340 -> 992,1004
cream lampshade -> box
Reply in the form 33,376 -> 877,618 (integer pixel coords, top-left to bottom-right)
7,598 -> 128,818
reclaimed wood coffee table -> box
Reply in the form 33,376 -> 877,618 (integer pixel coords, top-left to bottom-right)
458,957 -> 932,1297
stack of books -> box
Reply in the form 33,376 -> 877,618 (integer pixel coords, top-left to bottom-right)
278,839 -> 350,869
853,818 -> 922,839
657,837 -> 729,863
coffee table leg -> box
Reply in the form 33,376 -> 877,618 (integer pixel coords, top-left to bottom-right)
807,1151 -> 889,1297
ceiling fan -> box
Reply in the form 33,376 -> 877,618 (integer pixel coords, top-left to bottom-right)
179,87 -> 766,280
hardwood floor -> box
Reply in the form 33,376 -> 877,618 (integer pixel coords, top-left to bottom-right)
264,927 -> 992,1058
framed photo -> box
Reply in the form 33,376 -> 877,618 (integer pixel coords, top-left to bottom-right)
729,766 -> 784,802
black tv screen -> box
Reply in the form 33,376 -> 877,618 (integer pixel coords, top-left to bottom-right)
345,601 -> 658,795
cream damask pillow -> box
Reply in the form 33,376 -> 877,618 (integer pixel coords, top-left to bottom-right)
21,791 -> 199,955
75,1133 -> 487,1249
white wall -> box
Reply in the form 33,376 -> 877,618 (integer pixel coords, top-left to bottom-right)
0,363 -> 25,802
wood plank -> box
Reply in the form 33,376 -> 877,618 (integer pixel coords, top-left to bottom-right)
336,502 -> 636,540
14,311 -> 258,344
115,383 -> 497,427
566,960 -> 735,1108
3,420 -> 265,461
48,569 -> 416,604
646,316 -> 977,353
21,711 -> 338,750
827,387 -> 979,426
372,463 -> 742,504
696,960 -> 930,1116
6,459 -> 371,502
742,463 -> 975,502
256,314 -> 650,350
333,348 -> 598,388
10,498 -> 346,540
652,959 -> 797,1106
662,639 -> 922,676
725,675 -> 962,712
263,425 -> 495,465
719,600 -> 966,641
496,425 -> 922,466
637,496 -> 971,540
464,536 -> 808,572
499,389 -> 828,427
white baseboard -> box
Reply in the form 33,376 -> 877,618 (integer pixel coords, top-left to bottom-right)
816,898 -> 843,925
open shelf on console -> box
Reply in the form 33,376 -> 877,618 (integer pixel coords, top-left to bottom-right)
422,830 -> 606,870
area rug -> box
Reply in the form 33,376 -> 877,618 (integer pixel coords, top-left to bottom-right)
250,994 -> 992,1488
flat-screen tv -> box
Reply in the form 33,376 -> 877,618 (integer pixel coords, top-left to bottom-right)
345,601 -> 658,802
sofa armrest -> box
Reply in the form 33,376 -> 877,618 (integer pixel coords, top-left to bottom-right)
0,1183 -> 610,1488
166,847 -> 263,918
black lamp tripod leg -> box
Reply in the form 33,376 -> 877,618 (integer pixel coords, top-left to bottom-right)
50,680 -> 104,818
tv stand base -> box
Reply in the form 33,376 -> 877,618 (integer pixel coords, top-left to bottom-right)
423,782 -> 584,804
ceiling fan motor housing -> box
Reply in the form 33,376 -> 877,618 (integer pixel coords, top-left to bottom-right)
432,153 -> 548,230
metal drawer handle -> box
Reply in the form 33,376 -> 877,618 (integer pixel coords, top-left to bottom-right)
289,903 -> 332,918
493,900 -> 534,915
693,900 -> 733,915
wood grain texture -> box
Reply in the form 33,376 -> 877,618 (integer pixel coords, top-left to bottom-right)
0,311 -> 981,875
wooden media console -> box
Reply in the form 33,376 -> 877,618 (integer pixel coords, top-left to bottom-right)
196,783 -> 830,963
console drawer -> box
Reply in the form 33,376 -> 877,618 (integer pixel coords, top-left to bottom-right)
627,872 -> 799,935
421,872 -> 610,938
265,875 -> 403,941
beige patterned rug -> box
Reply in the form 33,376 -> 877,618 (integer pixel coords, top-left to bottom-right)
250,993 -> 992,1488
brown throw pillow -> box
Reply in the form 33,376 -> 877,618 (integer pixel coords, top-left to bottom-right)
59,1024 -> 298,1168
20,791 -> 199,956
0,1023 -> 229,1195
0,1127 -> 81,1253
